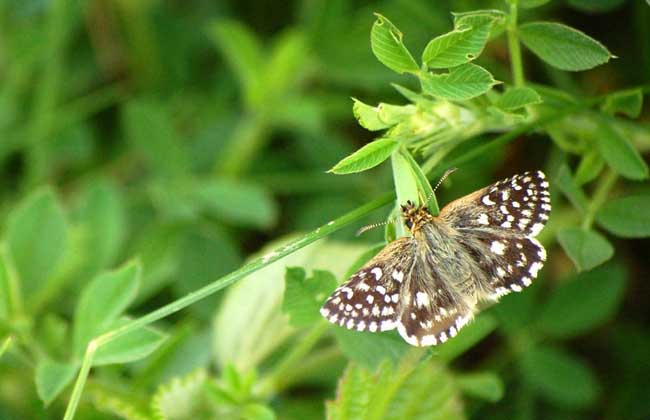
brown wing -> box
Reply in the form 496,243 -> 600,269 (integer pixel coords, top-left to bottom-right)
320,237 -> 416,332
440,170 -> 551,237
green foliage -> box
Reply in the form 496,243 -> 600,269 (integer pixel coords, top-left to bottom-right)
35,359 -> 78,406
557,227 -> 614,271
519,345 -> 600,408
72,261 -> 141,358
6,188 -> 67,303
0,1 -> 647,419
537,263 -> 626,339
328,139 -> 400,174
327,359 -> 464,420
494,87 -> 542,111
421,63 -> 499,100
455,371 -> 504,403
518,22 -> 612,71
370,14 -> 419,75
596,195 -> 650,237
422,12 -> 501,69
282,267 -> 337,327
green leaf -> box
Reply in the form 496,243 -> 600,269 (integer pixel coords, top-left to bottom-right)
574,150 -> 604,186
391,151 -> 420,211
35,359 -> 78,405
554,164 -> 588,213
193,179 -> 278,228
241,404 -> 276,420
421,63 -> 497,101
88,388 -> 150,420
93,319 -> 166,366
602,89 -> 643,118
399,151 -> 438,214
436,314 -> 498,362
519,0 -> 551,8
282,267 -> 337,327
352,99 -> 392,131
352,99 -> 415,132
519,22 -> 612,71
422,14 -> 497,68
595,117 -> 649,180
332,329 -> 410,370
73,261 -> 141,358
519,346 -> 600,408
370,13 -> 419,74
207,20 -> 264,107
567,0 -> 625,13
327,360 -> 463,420
456,371 -> 504,402
6,188 -> 67,303
596,195 -> 650,237
377,103 -> 417,126
495,87 -> 542,111
122,100 -> 190,177
151,369 -> 208,419
537,263 -> 626,338
328,139 -> 399,174
557,227 -> 614,271
71,178 -> 126,281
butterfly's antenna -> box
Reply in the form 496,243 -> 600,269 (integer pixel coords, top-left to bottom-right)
424,167 -> 458,205
356,219 -> 396,237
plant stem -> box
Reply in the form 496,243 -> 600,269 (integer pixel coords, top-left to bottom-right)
582,169 -> 618,229
507,2 -> 525,87
62,193 -> 393,419
257,321 -> 329,397
63,340 -> 98,420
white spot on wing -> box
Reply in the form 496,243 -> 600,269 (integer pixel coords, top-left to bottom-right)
482,195 -> 496,205
415,291 -> 430,307
490,241 -> 506,255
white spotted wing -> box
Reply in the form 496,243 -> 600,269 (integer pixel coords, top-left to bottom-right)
320,238 -> 414,333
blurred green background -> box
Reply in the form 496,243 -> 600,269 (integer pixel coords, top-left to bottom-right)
1,0 -> 649,419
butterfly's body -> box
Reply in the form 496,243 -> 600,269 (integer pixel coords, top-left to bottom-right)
321,171 -> 550,346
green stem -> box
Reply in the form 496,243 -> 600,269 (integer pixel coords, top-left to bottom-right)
214,114 -> 269,177
0,336 -> 13,359
257,321 -> 329,397
63,340 -> 98,420
581,169 -> 618,229
62,193 -> 393,419
507,2 -> 525,87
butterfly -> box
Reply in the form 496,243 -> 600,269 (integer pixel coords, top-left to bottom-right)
320,171 -> 550,346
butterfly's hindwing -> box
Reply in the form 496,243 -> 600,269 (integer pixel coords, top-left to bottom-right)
442,170 -> 551,236
458,231 -> 547,299
396,277 -> 474,347
320,238 -> 415,332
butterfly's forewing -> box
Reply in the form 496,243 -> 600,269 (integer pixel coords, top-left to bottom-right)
441,170 -> 551,236
441,170 -> 550,298
320,238 -> 415,332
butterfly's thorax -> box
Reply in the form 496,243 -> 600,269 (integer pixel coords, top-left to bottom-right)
409,213 -> 483,307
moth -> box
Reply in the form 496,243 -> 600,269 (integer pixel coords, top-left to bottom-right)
320,171 -> 550,346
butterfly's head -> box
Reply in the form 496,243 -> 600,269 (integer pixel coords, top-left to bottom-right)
400,200 -> 432,232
